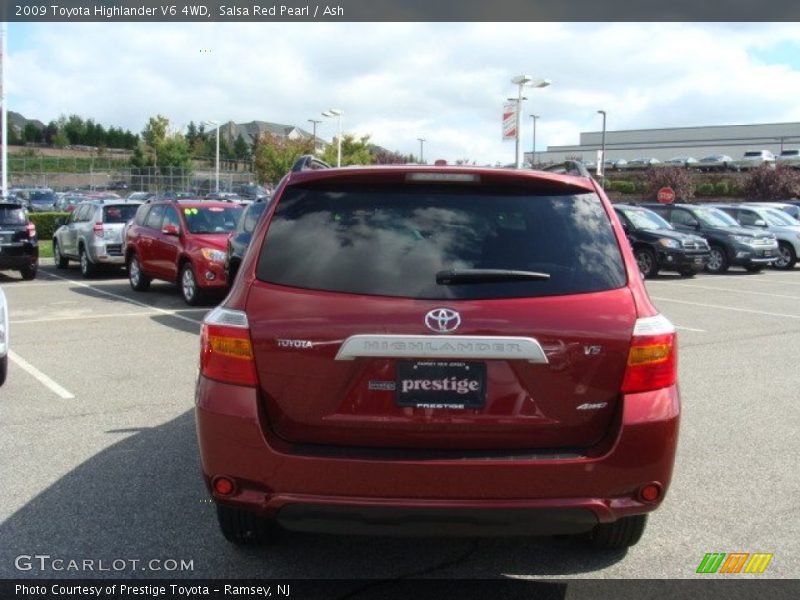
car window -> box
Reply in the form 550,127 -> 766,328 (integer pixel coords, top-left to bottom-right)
0,205 -> 26,225
243,202 -> 268,234
103,204 -> 140,224
162,206 -> 181,231
182,206 -> 242,234
764,208 -> 797,226
619,208 -> 671,230
134,204 -> 151,226
73,204 -> 91,223
736,209 -> 760,226
256,185 -> 626,300
670,209 -> 697,227
145,205 -> 166,229
695,207 -> 738,228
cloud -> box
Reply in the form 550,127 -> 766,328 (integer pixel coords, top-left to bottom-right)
7,22 -> 800,164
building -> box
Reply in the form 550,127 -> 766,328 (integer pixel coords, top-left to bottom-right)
215,120 -> 326,152
529,122 -> 800,166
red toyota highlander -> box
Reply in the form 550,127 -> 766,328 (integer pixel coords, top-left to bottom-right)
125,199 -> 242,305
195,160 -> 680,550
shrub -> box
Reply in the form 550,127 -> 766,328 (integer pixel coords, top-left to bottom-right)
29,212 -> 69,240
714,181 -> 730,195
696,183 -> 715,196
742,164 -> 800,200
611,180 -> 636,193
644,166 -> 694,202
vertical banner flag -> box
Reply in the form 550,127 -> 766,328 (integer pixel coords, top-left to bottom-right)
502,102 -> 517,141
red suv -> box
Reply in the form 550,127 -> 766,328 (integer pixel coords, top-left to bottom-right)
195,162 -> 680,549
125,199 -> 243,304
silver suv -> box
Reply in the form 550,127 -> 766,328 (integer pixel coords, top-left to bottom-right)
53,200 -> 141,277
736,150 -> 776,171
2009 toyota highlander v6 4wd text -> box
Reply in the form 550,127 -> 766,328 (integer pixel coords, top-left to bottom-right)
195,160 -> 681,550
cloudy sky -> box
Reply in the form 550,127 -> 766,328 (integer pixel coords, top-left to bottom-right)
7,22 -> 800,163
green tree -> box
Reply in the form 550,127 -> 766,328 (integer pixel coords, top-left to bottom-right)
141,114 -> 169,148
233,134 -> 251,160
23,122 -> 43,144
254,132 -> 314,184
63,114 -> 86,144
156,133 -> 193,171
321,133 -> 374,166
43,121 -> 59,145
52,129 -> 70,149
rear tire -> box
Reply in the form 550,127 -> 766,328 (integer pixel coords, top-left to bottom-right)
0,355 -> 7,386
634,248 -> 659,279
128,254 -> 151,291
588,514 -> 648,550
774,242 -> 797,270
53,240 -> 69,269
79,247 -> 97,278
20,263 -> 37,280
216,504 -> 280,545
706,246 -> 729,274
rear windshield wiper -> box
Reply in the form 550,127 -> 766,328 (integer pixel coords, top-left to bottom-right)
436,269 -> 551,285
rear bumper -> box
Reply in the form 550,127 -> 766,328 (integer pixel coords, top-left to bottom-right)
195,376 -> 680,533
0,245 -> 38,269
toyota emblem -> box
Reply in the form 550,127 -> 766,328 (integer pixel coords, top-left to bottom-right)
424,308 -> 461,333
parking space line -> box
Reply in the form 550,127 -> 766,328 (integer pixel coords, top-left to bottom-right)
658,282 -> 800,301
651,296 -> 800,320
10,311 -> 191,325
674,325 -> 706,332
8,350 -> 76,399
40,272 -> 205,326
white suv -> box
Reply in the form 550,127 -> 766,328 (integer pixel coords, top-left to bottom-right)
776,149 -> 800,169
736,150 -> 776,170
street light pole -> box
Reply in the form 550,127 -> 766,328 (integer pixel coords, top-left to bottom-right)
322,109 -> 343,167
511,75 -> 550,169
0,22 -> 7,197
530,114 -> 539,167
308,119 -> 321,152
597,110 -> 607,183
417,138 -> 425,164
203,120 -> 220,193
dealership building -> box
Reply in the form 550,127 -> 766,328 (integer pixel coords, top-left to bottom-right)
528,122 -> 800,166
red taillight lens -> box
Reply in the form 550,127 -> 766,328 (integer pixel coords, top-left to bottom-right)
26,222 -> 36,238
200,308 -> 257,387
93,222 -> 104,237
621,315 -> 677,394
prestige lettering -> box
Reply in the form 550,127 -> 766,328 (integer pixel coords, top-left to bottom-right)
400,377 -> 480,395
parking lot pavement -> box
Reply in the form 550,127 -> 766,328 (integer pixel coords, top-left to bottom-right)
0,265 -> 797,580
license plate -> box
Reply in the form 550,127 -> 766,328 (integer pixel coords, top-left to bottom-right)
396,361 -> 486,409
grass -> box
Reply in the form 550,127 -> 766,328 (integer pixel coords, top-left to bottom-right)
38,240 -> 53,259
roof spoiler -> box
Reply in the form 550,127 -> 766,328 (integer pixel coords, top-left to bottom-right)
291,155 -> 331,172
540,160 -> 592,178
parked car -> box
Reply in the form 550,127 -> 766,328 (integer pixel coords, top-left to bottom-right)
622,157 -> 662,170
196,159 -> 681,550
52,200 -> 142,277
125,200 -> 243,304
0,202 -> 39,280
776,149 -> 800,169
736,150 -> 776,171
713,203 -> 800,269
0,286 -> 7,386
613,204 -> 710,278
749,201 -> 800,221
233,183 -> 270,202
125,192 -> 156,202
26,189 -> 59,212
56,194 -> 88,213
664,156 -> 699,168
696,154 -> 736,172
643,203 -> 778,273
224,200 -> 270,286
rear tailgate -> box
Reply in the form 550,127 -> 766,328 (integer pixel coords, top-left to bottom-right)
247,285 -> 635,450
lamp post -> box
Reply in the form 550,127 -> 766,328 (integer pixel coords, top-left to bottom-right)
530,114 -> 539,167
417,138 -> 426,164
203,120 -> 220,193
511,75 -> 550,169
307,119 -> 321,152
322,108 -> 343,167
597,110 -> 607,182
1,22 -> 7,197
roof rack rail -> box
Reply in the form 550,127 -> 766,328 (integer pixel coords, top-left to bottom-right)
540,160 -> 592,178
291,155 -> 331,172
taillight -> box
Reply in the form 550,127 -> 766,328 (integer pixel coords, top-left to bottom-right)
621,314 -> 677,394
200,307 -> 257,386
93,222 -> 104,238
26,222 -> 36,238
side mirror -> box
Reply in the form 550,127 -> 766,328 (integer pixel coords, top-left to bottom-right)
753,219 -> 767,228
162,224 -> 180,236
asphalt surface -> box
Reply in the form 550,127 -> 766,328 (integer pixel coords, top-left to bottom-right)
0,262 -> 798,582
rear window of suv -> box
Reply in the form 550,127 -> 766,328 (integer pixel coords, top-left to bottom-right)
0,205 -> 27,225
103,204 -> 140,223
256,184 -> 626,300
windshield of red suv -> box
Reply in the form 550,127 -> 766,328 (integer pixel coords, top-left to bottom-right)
181,205 -> 242,233
256,185 -> 626,300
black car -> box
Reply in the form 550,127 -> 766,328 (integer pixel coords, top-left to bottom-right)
26,190 -> 58,212
233,183 -> 270,202
225,199 -> 270,285
0,203 -> 39,280
613,204 -> 710,278
643,203 -> 778,273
